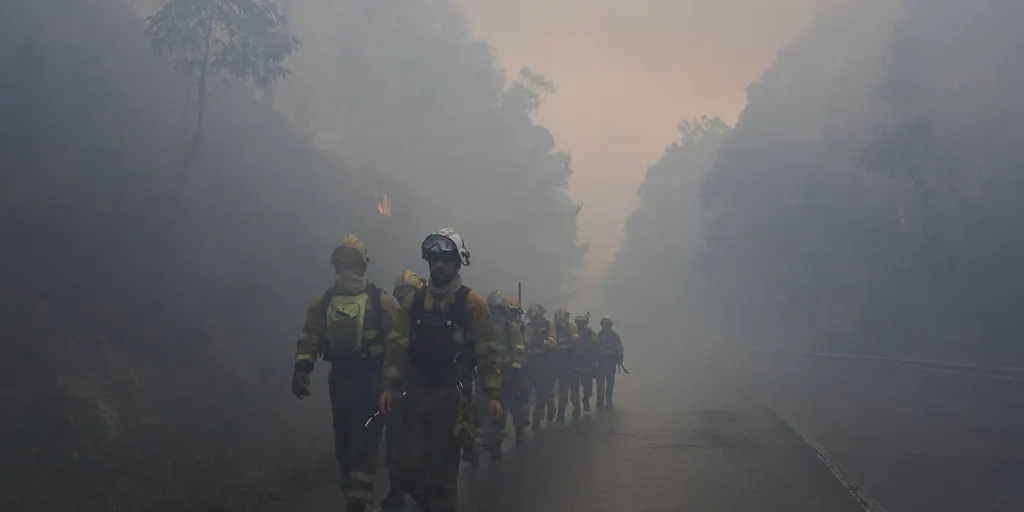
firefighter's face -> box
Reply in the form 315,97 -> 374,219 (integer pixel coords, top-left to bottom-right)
427,255 -> 459,285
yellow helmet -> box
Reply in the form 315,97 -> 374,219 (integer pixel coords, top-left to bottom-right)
574,312 -> 590,325
527,303 -> 546,319
393,269 -> 425,302
394,269 -> 425,290
508,297 -> 524,314
554,308 -> 571,323
486,290 -> 509,310
330,234 -> 370,269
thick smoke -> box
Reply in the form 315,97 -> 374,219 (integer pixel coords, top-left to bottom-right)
606,0 -> 1024,365
274,0 -> 587,306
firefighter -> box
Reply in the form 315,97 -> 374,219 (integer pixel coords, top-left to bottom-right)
575,313 -> 597,413
485,291 -> 529,458
525,304 -> 557,430
291,235 -> 396,512
379,228 -> 502,512
380,269 -> 425,511
595,316 -> 624,410
552,308 -> 582,422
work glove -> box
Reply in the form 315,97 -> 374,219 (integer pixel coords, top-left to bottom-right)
292,372 -> 311,399
488,399 -> 504,421
379,390 -> 396,415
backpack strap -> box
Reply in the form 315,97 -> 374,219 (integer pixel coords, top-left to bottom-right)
409,286 -> 428,341
452,285 -> 473,343
317,286 -> 336,355
320,286 -> 335,324
368,284 -> 384,335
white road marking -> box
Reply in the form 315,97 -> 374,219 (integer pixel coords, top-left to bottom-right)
751,395 -> 887,512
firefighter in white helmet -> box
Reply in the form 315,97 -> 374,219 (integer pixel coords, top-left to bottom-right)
380,228 -> 501,512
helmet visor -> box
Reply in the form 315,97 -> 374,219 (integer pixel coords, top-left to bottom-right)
421,234 -> 459,261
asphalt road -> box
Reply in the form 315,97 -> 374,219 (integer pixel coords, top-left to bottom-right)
258,358 -> 864,512
721,351 -> 1024,512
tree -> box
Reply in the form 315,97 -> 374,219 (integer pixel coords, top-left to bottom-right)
145,0 -> 299,193
286,0 -> 587,307
601,116 -> 731,334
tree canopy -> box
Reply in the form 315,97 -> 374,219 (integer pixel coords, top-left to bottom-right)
605,0 -> 1024,364
277,0 -> 586,305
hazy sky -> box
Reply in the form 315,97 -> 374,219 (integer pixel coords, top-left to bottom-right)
454,0 -> 823,300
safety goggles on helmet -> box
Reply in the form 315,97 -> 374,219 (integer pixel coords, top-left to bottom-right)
421,234 -> 460,261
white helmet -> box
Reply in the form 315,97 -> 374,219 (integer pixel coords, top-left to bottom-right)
421,227 -> 471,266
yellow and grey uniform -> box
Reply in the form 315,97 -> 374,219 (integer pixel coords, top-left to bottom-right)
491,312 -> 530,452
382,270 -> 425,510
575,316 -> 598,411
595,321 -> 624,409
382,270 -> 425,509
294,282 -> 396,506
551,310 -> 582,422
382,283 -> 500,512
525,311 -> 558,428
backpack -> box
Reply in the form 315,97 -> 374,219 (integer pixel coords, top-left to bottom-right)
320,284 -> 383,358
555,323 -> 574,349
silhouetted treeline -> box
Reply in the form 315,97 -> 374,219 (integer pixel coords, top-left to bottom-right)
606,0 -> 1024,364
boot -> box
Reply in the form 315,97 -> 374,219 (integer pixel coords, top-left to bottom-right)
572,406 -> 581,420
531,414 -> 542,431
462,440 -> 480,465
489,441 -> 503,462
345,500 -> 367,512
514,426 -> 525,447
546,404 -> 556,422
555,406 -> 566,424
380,492 -> 407,512
596,400 -> 605,412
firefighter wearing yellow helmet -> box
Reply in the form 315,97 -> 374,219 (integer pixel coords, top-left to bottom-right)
551,308 -> 582,422
379,228 -> 501,512
595,316 -> 624,410
380,269 -> 425,511
291,234 -> 397,512
574,312 -> 598,413
508,297 -> 526,338
393,269 -> 425,305
525,303 -> 557,429
485,290 -> 530,456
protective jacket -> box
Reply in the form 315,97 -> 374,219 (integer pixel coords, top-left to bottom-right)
384,285 -> 501,400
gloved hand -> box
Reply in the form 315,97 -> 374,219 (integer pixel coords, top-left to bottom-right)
488,399 -> 504,421
379,390 -> 395,415
292,372 -> 311,399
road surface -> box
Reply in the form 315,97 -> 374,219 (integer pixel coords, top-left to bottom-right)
258,358 -> 864,512
722,350 -> 1024,512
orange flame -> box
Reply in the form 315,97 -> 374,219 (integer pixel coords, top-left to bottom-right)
376,190 -> 392,217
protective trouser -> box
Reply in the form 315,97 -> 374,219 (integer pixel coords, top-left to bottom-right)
328,361 -> 385,507
381,393 -> 406,510
595,358 -> 618,408
529,357 -> 556,426
554,356 -> 580,420
577,362 -> 595,408
490,365 -> 529,449
397,387 -> 462,512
